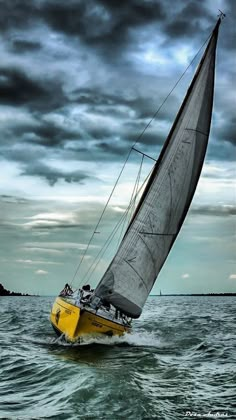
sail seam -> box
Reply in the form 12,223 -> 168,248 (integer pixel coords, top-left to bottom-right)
140,232 -> 176,236
185,128 -> 208,136
138,233 -> 157,274
124,259 -> 149,293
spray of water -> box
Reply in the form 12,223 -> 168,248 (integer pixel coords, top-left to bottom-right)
48,330 -> 162,348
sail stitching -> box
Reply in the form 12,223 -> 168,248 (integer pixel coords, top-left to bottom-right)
124,259 -> 149,292
185,128 -> 208,136
168,123 -> 196,221
139,232 -> 176,236
167,171 -> 173,234
138,233 -> 157,272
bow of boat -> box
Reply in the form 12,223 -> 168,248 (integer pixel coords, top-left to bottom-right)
50,296 -> 131,342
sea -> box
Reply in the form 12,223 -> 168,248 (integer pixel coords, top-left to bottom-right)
0,296 -> 235,420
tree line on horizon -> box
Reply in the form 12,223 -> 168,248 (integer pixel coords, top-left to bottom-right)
0,283 -> 31,296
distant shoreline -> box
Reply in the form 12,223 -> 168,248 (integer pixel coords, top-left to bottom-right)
0,283 -> 34,296
151,293 -> 236,296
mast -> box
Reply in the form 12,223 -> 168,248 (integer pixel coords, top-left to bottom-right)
92,18 -> 221,318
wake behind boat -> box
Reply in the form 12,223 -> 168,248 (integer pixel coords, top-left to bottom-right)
50,17 -> 223,342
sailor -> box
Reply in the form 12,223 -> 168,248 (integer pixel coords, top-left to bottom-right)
75,290 -> 81,306
60,283 -> 73,296
103,300 -> 111,311
81,284 -> 93,302
65,283 -> 73,295
82,284 -> 90,291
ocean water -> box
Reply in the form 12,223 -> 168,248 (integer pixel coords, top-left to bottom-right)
0,296 -> 235,420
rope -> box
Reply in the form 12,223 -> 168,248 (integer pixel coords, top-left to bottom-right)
129,153 -> 144,224
70,147 -> 133,286
117,153 -> 144,248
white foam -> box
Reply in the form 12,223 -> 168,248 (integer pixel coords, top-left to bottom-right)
60,330 -> 163,348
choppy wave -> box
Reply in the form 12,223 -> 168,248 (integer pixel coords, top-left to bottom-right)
0,296 -> 235,420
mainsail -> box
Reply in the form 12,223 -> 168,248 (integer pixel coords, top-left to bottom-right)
93,19 -> 221,318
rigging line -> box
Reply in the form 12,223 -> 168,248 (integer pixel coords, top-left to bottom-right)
82,198 -> 133,283
70,30 -> 212,286
70,147 -> 134,286
116,199 -> 133,251
116,203 -> 131,248
132,147 -> 157,162
82,202 -> 131,284
131,34 -> 212,150
117,153 -> 144,248
81,173 -> 150,284
128,154 -> 144,225
82,168 -> 153,284
83,174 -> 147,283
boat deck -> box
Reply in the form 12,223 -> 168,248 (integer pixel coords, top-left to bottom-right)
60,296 -> 131,327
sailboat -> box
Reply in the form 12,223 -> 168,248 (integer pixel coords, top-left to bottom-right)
50,17 -> 222,342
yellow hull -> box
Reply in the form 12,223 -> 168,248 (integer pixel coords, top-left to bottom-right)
50,297 -> 131,342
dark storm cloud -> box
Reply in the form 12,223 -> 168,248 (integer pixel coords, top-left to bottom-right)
30,119 -> 81,147
0,0 -> 165,62
0,67 -> 48,106
217,116 -> 236,147
163,1 -> 213,40
72,88 -> 137,110
68,87 -> 178,148
72,87 -> 171,121
0,111 -> 80,151
0,67 -> 66,112
218,0 -> 236,51
0,0 -> 234,188
1,144 -> 46,166
96,141 -> 128,157
10,40 -> 42,53
164,18 -> 200,39
0,0 -> 37,32
21,161 -> 91,186
0,0 -> 219,47
40,0 -> 165,55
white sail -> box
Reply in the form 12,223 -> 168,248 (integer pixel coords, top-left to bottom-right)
93,20 -> 221,318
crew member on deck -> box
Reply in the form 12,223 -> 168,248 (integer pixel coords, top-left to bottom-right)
60,283 -> 73,296
80,285 -> 93,303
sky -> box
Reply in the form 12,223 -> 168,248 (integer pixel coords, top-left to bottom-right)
0,0 -> 235,296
